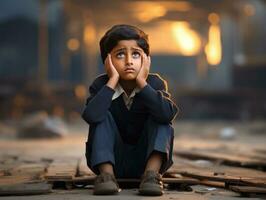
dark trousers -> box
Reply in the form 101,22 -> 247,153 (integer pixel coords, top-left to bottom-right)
85,111 -> 174,178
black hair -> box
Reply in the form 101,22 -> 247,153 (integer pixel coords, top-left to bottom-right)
99,24 -> 150,63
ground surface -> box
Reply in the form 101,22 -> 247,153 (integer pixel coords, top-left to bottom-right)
0,119 -> 266,199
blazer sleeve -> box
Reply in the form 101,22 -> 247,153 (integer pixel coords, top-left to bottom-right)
82,79 -> 115,124
137,76 -> 178,123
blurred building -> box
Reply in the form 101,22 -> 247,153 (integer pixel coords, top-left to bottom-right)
0,0 -> 266,120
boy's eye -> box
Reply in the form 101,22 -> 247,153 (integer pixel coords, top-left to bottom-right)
116,52 -> 125,58
115,51 -> 141,59
132,51 -> 141,58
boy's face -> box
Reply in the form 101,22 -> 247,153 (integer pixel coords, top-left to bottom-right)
110,40 -> 143,81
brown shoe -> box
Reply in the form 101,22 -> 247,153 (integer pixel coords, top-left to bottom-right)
139,170 -> 163,196
93,173 -> 119,195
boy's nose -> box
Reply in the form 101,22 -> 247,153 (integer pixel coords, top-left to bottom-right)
125,55 -> 133,66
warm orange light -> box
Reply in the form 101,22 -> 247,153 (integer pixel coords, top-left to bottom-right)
84,25 -> 96,45
205,23 -> 222,66
75,85 -> 87,100
172,22 -> 201,56
208,13 -> 220,24
169,1 -> 192,12
132,2 -> 166,22
67,38 -> 80,51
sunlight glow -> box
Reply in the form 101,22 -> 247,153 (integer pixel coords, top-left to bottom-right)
172,22 -> 201,56
205,13 -> 222,65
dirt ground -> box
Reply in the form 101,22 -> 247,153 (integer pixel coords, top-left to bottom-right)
0,119 -> 266,199
0,189 -> 263,200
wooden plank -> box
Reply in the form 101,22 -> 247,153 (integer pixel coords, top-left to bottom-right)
70,175 -> 200,185
72,176 -> 225,190
168,157 -> 266,187
0,162 -> 47,188
229,185 -> 266,194
44,158 -> 79,181
0,175 -> 36,186
198,180 -> 225,188
9,163 -> 47,177
174,149 -> 266,168
0,182 -> 52,196
165,173 -> 225,188
241,178 -> 266,188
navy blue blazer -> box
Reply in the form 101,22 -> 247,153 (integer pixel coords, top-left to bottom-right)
82,73 -> 178,144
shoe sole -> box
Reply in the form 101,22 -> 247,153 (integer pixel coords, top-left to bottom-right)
93,182 -> 119,195
139,184 -> 163,196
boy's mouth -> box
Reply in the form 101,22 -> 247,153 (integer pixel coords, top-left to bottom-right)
124,67 -> 135,73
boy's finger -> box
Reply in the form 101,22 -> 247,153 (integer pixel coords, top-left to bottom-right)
108,54 -> 114,66
105,54 -> 109,67
144,54 -> 148,66
142,53 -> 147,66
141,53 -> 144,66
144,56 -> 150,70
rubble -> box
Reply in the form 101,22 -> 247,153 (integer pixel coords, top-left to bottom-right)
17,112 -> 68,139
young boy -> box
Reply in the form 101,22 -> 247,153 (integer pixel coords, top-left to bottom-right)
82,24 -> 178,196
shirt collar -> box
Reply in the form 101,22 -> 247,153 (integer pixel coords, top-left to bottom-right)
112,83 -> 140,101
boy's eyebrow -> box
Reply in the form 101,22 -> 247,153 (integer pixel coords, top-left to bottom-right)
113,47 -> 143,53
131,47 -> 143,51
113,48 -> 126,53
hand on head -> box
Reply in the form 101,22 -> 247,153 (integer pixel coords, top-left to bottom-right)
105,52 -> 150,89
105,54 -> 120,89
136,53 -> 151,88
105,54 -> 119,80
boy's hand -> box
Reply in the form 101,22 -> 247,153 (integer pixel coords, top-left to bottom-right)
105,54 -> 119,89
136,53 -> 151,89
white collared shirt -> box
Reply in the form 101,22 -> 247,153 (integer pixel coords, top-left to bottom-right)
112,84 -> 140,110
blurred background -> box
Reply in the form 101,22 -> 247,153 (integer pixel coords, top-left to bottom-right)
0,0 -> 266,127
1,2 -> 266,197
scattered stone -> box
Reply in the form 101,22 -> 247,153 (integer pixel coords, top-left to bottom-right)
219,127 -> 236,140
17,112 -> 68,139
